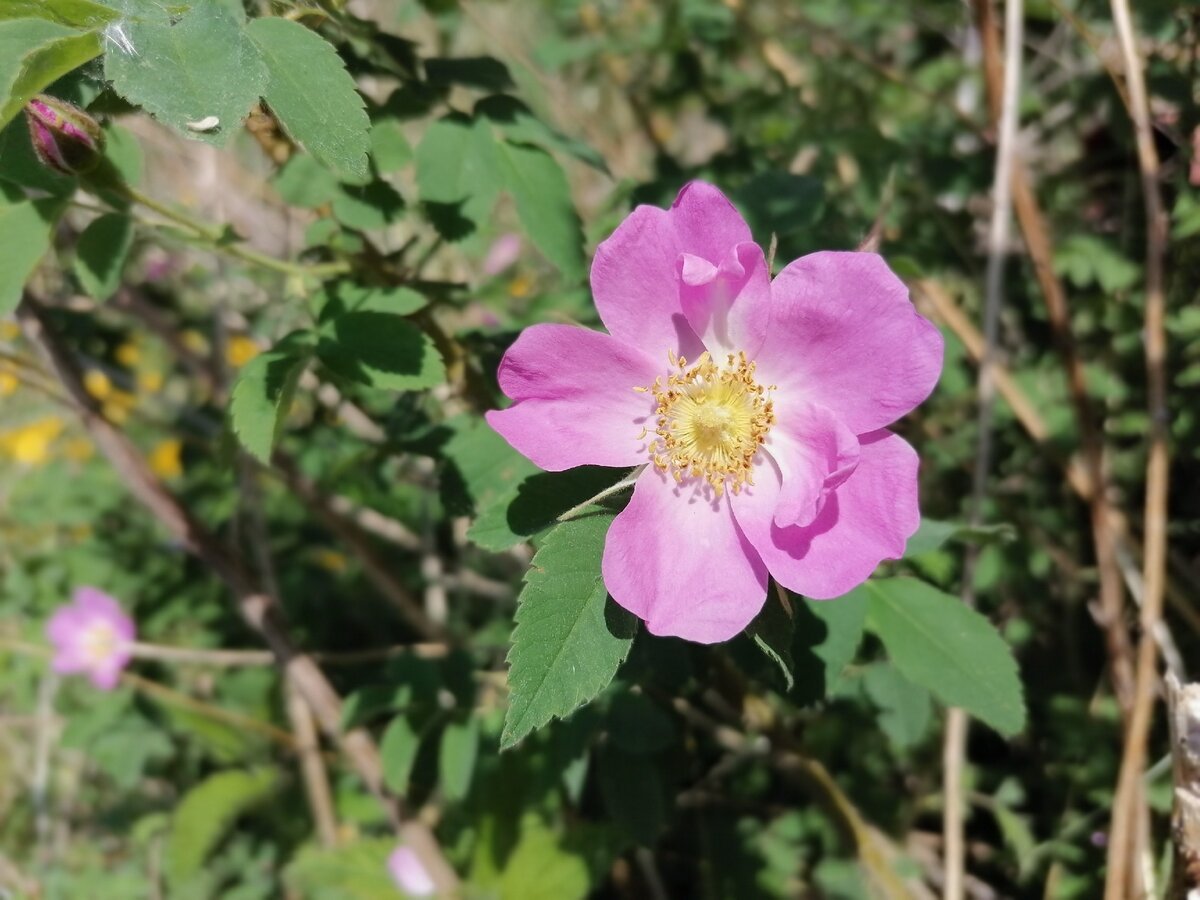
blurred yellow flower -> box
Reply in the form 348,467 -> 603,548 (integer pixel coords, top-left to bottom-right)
1,417 -> 64,466
149,438 -> 183,479
312,548 -> 348,574
115,342 -> 141,368
226,335 -> 260,368
507,273 -> 534,299
0,321 -> 19,341
138,370 -> 165,394
83,369 -> 112,401
181,329 -> 210,356
0,370 -> 18,397
102,390 -> 136,425
63,437 -> 94,462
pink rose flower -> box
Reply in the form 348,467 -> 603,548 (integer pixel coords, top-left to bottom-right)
487,182 -> 943,643
45,587 -> 136,690
388,844 -> 435,897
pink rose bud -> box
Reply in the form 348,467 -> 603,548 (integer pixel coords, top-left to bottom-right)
24,94 -> 105,176
387,845 -> 435,897
45,587 -> 135,690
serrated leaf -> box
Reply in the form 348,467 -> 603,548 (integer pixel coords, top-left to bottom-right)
415,113 -> 499,239
272,153 -> 340,208
245,17 -> 369,182
104,1 -> 267,146
475,94 -> 607,173
0,0 -> 119,27
74,212 -> 132,300
0,195 -> 66,314
747,588 -> 796,690
0,18 -> 103,130
165,766 -> 282,884
494,139 -> 584,279
229,339 -> 310,463
501,513 -> 637,749
284,837 -> 398,900
860,577 -> 1026,736
862,662 -> 933,749
499,823 -> 589,900
380,714 -> 421,795
317,311 -> 444,391
790,589 -> 867,704
439,716 -> 479,802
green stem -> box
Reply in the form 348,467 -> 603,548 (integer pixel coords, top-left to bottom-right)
557,466 -> 644,522
116,184 -> 350,280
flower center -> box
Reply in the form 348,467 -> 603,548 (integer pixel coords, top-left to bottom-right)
639,350 -> 775,495
81,621 -> 119,666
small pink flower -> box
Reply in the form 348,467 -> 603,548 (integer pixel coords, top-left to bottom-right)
487,182 -> 944,643
482,233 -> 522,277
45,587 -> 135,690
388,845 -> 435,896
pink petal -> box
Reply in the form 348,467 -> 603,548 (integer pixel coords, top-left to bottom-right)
88,662 -> 124,691
590,181 -> 753,359
46,604 -> 88,649
388,845 -> 436,897
482,233 -> 521,276
766,400 -> 860,528
733,430 -> 920,599
678,242 -> 771,358
487,324 -> 661,471
602,467 -> 768,643
73,586 -> 136,641
755,252 -> 943,434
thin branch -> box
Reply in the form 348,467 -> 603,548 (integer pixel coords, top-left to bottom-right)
129,641 -> 449,667
285,677 -> 339,848
1105,0 -> 1171,894
945,1 -> 1023,896
17,296 -> 459,894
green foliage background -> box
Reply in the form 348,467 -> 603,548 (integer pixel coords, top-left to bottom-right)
0,0 -> 1196,897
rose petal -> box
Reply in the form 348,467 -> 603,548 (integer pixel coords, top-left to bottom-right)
487,324 -> 661,470
756,252 -> 943,434
602,466 -> 768,643
732,430 -> 920,599
678,242 -> 771,358
766,400 -> 860,528
590,181 -> 753,359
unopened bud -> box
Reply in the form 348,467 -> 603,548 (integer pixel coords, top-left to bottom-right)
24,94 -> 104,176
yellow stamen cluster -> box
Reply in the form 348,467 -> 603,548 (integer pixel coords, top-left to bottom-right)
637,350 -> 774,495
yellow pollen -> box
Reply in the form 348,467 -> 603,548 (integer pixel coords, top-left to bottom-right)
639,350 -> 775,495
81,621 -> 119,665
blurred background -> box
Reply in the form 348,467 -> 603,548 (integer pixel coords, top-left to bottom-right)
1,0 -> 1197,897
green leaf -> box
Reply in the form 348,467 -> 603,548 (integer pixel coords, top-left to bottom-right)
905,518 -> 1017,557
228,338 -> 311,463
331,180 -> 405,231
494,139 -> 584,279
165,766 -> 282,885
284,837 -> 397,900
860,577 -> 1026,736
467,466 -> 623,551
104,1 -> 267,146
440,414 -> 539,521
861,662 -> 933,749
598,745 -> 665,845
370,116 -> 412,173
0,196 -> 66,314
415,114 -> 500,239
499,823 -> 589,900
0,0 -> 119,27
272,153 -> 341,208
0,18 -> 103,130
317,312 -> 444,391
790,589 -> 867,704
475,94 -> 607,173
500,513 -> 637,749
439,716 -> 480,802
380,714 -> 421,795
245,17 -> 369,182
747,589 -> 796,690
73,212 -> 132,300
319,281 -> 427,319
